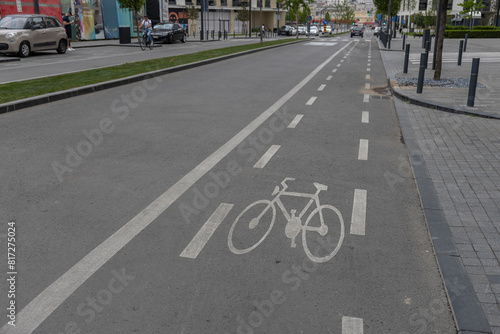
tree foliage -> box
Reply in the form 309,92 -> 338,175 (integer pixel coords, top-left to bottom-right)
458,0 -> 485,29
184,5 -> 199,20
334,0 -> 355,23
280,0 -> 314,37
117,0 -> 146,13
373,0 -> 403,16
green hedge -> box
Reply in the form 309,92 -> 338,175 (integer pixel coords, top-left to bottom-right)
473,25 -> 499,30
445,25 -> 468,30
444,30 -> 500,38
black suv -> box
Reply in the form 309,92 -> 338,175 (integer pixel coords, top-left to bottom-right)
350,26 -> 364,38
279,25 -> 293,36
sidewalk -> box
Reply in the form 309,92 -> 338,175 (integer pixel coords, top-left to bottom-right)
379,36 -> 500,333
380,35 -> 500,118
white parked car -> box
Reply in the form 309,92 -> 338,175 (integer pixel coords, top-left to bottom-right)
298,26 -> 307,35
308,25 -> 319,36
322,25 -> 332,34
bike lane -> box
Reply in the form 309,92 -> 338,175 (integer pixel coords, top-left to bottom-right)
2,39 -> 455,334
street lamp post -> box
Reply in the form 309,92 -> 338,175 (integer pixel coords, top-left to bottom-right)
496,0 -> 500,27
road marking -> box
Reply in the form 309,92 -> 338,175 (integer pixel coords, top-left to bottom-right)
361,111 -> 369,123
306,96 -> 317,105
342,316 -> 364,333
363,94 -> 369,103
318,84 -> 326,91
350,189 -> 367,236
332,68 -> 338,73
304,42 -> 338,46
288,114 -> 304,128
365,83 -> 370,89
326,75 -> 333,81
366,74 -> 370,79
337,64 -> 342,67
340,59 -> 344,63
180,203 -> 234,259
358,139 -> 369,160
1,40 -> 355,334
367,67 -> 371,72
254,145 -> 281,168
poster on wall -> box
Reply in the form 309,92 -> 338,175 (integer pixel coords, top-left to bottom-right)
74,0 -> 103,40
101,0 -> 119,39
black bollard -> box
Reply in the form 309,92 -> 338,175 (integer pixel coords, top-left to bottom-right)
404,44 -> 411,74
464,33 -> 468,52
402,34 -> 406,50
467,58 -> 480,107
458,40 -> 464,66
388,34 -> 392,49
425,41 -> 430,69
218,31 -> 221,40
417,53 -> 426,94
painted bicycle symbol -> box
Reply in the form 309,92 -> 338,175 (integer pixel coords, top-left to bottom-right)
228,178 -> 345,263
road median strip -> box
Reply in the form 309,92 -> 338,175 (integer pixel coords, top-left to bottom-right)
0,39 -> 299,114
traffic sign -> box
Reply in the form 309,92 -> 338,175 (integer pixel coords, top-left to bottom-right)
323,19 -> 328,25
306,15 -> 312,22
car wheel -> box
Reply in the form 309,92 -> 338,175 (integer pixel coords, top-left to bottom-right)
181,34 -> 186,43
18,41 -> 31,58
168,35 -> 173,44
56,39 -> 67,54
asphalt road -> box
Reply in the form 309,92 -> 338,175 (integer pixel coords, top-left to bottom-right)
0,34 -> 457,333
0,37 -> 292,84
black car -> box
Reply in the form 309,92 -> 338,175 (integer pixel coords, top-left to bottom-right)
350,26 -> 364,38
151,22 -> 186,44
279,25 -> 293,36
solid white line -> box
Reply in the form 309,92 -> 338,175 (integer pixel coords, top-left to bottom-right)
318,84 -> 326,91
350,190 -> 367,236
180,203 -> 234,259
365,83 -> 370,89
365,74 -> 370,79
363,94 -> 369,103
342,316 -> 364,334
306,96 -> 317,105
254,145 -> 281,168
332,68 -> 338,73
326,75 -> 333,81
358,139 -> 369,160
361,111 -> 369,124
288,114 -> 304,128
1,40 -> 355,334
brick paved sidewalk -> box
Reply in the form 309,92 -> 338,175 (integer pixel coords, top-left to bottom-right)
379,36 -> 500,118
378,36 -> 500,333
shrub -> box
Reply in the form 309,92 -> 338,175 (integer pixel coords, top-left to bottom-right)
444,29 -> 500,38
472,25 -> 499,30
445,25 -> 468,30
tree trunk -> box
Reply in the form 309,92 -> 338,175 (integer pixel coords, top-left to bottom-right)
434,0 -> 449,80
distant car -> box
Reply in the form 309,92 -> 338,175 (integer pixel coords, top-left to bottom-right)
373,26 -> 381,36
151,22 -> 186,44
0,14 -> 67,57
298,26 -> 307,35
308,25 -> 319,36
279,25 -> 292,36
351,26 -> 364,38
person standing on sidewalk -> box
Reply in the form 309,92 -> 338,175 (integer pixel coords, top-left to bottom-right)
63,11 -> 74,51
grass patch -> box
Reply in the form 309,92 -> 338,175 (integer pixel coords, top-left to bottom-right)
0,39 -> 296,104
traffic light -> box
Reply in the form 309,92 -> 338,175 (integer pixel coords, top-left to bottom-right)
367,11 -> 370,16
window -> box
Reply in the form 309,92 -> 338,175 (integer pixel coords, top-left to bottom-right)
32,17 -> 46,28
233,0 -> 241,5
265,0 -> 270,7
169,0 -> 176,4
221,0 -> 227,6
44,17 -> 59,28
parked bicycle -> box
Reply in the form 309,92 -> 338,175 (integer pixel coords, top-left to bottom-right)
228,178 -> 344,263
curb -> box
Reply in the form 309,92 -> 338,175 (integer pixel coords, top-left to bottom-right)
391,85 -> 500,120
0,57 -> 20,63
396,103 -> 493,334
0,40 -> 302,114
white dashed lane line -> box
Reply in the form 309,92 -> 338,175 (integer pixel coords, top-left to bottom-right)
288,114 -> 304,128
365,83 -> 370,89
327,75 -> 333,81
306,96 -> 317,105
366,74 -> 370,79
358,139 -> 369,160
254,145 -> 281,168
342,316 -> 364,333
361,111 -> 369,123
180,203 -> 234,259
332,69 -> 338,73
350,189 -> 367,236
363,94 -> 369,103
318,84 -> 326,91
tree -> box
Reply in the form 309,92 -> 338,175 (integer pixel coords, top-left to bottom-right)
336,0 -> 355,25
325,11 -> 331,22
184,5 -> 198,36
117,0 -> 146,42
236,7 -> 249,34
458,0 -> 485,29
434,0 -> 449,80
373,0 -> 403,16
281,0 -> 314,38
406,0 -> 417,29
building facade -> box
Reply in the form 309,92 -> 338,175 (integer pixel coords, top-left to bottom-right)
0,0 -> 286,40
